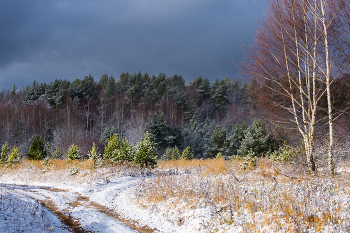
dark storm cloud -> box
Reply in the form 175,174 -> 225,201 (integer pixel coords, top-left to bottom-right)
0,0 -> 267,89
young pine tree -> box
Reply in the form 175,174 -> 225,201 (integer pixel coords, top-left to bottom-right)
28,135 -> 47,160
88,143 -> 101,166
110,138 -> 133,163
7,146 -> 21,168
181,146 -> 194,160
0,142 -> 10,165
134,132 -> 157,168
171,146 -> 181,160
103,133 -> 122,160
66,144 -> 82,161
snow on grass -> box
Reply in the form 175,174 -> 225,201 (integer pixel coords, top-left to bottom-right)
0,160 -> 152,232
0,186 -> 69,233
122,158 -> 350,232
1,158 -> 350,232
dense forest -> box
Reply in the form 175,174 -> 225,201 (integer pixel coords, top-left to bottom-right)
1,71 -> 350,160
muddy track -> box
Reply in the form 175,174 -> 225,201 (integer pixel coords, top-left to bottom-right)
0,184 -> 154,233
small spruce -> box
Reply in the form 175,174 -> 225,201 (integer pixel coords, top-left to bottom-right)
28,135 -> 47,160
66,144 -> 82,162
0,142 -> 10,165
181,146 -> 194,160
134,131 -> 157,168
88,143 -> 101,167
7,146 -> 21,168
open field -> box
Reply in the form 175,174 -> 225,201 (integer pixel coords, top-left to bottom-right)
1,158 -> 350,232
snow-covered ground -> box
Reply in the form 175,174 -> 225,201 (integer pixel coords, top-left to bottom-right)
1,161 -> 350,233
0,178 -> 145,232
0,186 -> 69,233
0,165 -> 150,233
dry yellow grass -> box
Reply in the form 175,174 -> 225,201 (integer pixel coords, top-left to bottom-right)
138,158 -> 350,232
157,158 -> 243,175
2,159 -> 95,173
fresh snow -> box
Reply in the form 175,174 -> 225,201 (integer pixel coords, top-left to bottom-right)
0,177 -> 143,233
1,165 -> 350,232
0,186 -> 69,233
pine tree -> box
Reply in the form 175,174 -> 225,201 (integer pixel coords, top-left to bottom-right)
194,76 -> 211,106
88,143 -> 101,166
100,126 -> 119,145
163,147 -> 173,161
181,146 -> 194,160
0,142 -> 10,165
103,133 -> 122,160
46,79 -> 70,110
52,147 -> 62,159
226,122 -> 248,155
211,79 -> 230,118
134,132 -> 157,168
206,125 -> 228,158
238,119 -> 276,156
110,138 -> 133,163
183,116 -> 209,158
147,111 -> 183,154
66,144 -> 82,161
103,133 -> 133,163
7,146 -> 21,168
171,146 -> 181,160
28,135 -> 47,160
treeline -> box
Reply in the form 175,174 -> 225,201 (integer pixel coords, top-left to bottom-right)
2,71 -> 349,160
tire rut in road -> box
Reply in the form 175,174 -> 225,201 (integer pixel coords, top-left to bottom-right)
1,184 -> 155,233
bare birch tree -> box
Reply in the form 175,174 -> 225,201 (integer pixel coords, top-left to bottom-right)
242,0 -> 350,174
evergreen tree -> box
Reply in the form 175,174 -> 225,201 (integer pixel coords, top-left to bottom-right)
70,74 -> 98,101
66,144 -> 82,161
52,147 -> 62,159
168,74 -> 187,107
99,74 -> 116,98
145,73 -> 168,103
183,126 -> 203,158
0,142 -> 10,165
7,146 -> 21,167
88,143 -> 101,166
211,78 -> 230,118
103,133 -> 122,160
100,126 -> 119,145
163,147 -> 173,160
226,122 -> 248,155
134,132 -> 157,168
24,80 -> 47,102
147,111 -> 183,154
28,135 -> 47,160
171,146 -> 181,160
238,119 -> 276,156
46,79 -> 70,110
117,72 -> 131,92
194,76 -> 211,106
206,125 -> 228,158
181,146 -> 194,160
110,138 -> 133,163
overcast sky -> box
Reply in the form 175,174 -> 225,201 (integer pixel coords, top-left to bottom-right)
0,0 -> 267,89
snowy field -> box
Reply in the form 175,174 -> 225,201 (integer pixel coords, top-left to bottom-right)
0,161 -> 150,233
0,159 -> 350,232
0,186 -> 69,233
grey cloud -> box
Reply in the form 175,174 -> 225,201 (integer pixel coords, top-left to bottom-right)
0,0 -> 267,89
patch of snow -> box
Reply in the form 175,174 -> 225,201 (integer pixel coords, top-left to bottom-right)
70,207 -> 138,232
0,187 -> 69,233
